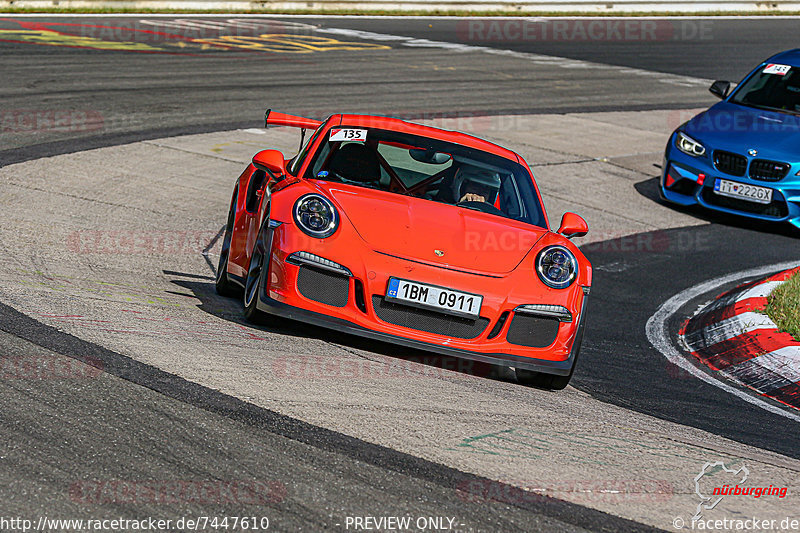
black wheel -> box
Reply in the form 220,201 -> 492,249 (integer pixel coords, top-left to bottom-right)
514,323 -> 584,390
243,218 -> 274,325
215,191 -> 241,297
493,365 -> 517,382
514,368 -> 572,390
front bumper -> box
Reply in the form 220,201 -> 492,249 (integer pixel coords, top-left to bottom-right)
258,294 -> 586,375
661,137 -> 800,228
256,224 -> 588,375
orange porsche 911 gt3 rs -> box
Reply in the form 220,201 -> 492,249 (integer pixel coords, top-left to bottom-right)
216,110 -> 591,389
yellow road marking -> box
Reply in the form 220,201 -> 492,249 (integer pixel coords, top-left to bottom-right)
0,29 -> 165,52
0,29 -> 391,55
193,33 -> 391,53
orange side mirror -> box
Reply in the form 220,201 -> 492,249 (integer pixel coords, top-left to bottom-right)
252,149 -> 286,178
557,212 -> 588,239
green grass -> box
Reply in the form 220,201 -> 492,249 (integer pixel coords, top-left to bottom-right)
764,270 -> 800,342
3,7 -> 800,16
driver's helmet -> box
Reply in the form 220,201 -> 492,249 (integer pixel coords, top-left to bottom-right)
453,166 -> 501,204
326,143 -> 381,185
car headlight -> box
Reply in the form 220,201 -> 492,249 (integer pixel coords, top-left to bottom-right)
675,131 -> 706,157
536,245 -> 578,289
293,194 -> 338,238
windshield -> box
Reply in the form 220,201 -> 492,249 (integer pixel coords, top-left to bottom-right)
303,126 -> 546,228
730,63 -> 800,115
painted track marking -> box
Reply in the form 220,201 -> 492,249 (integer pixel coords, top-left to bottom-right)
316,26 -> 709,88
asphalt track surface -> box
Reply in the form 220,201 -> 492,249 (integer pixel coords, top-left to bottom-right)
9,15 -> 800,163
1,14 -> 800,532
583,221 -> 799,456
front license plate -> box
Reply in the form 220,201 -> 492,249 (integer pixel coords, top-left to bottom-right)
714,179 -> 773,204
385,278 -> 483,318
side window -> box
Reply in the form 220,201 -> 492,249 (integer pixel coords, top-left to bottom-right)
309,141 -> 333,179
288,126 -> 324,176
245,170 -> 267,213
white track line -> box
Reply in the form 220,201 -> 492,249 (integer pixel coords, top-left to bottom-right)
645,260 -> 800,423
316,26 -> 710,87
138,16 -> 713,87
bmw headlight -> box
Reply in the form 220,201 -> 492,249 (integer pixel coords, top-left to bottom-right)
675,131 -> 706,157
536,246 -> 578,289
293,194 -> 338,238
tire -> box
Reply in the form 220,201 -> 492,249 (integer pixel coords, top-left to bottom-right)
514,368 -> 572,390
215,191 -> 241,297
243,218 -> 274,325
493,365 -> 517,382
514,322 -> 584,391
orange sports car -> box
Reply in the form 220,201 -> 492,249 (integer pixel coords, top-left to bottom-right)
216,110 -> 591,389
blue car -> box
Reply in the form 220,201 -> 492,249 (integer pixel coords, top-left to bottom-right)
661,49 -> 800,229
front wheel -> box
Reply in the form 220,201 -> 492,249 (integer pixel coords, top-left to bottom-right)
515,324 -> 584,390
514,368 -> 572,390
243,220 -> 274,325
216,192 -> 241,297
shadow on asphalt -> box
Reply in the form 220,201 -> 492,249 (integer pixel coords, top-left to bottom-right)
168,276 -> 517,385
572,222 -> 800,459
634,177 -> 800,240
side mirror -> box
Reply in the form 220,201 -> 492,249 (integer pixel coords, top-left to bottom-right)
709,80 -> 731,99
252,149 -> 286,179
557,212 -> 588,239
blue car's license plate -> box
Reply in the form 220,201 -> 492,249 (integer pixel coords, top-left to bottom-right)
714,178 -> 773,204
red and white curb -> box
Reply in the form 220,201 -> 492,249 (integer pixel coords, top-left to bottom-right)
680,267 -> 800,411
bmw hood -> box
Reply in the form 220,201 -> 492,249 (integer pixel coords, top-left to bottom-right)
683,101 -> 800,161
318,183 -> 547,275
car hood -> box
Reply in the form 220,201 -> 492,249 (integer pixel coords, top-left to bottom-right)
684,101 -> 800,161
316,183 -> 547,275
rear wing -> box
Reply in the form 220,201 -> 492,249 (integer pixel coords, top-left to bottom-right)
264,109 -> 322,130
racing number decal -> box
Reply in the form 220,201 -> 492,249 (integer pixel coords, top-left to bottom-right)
329,129 -> 368,142
763,64 -> 792,76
